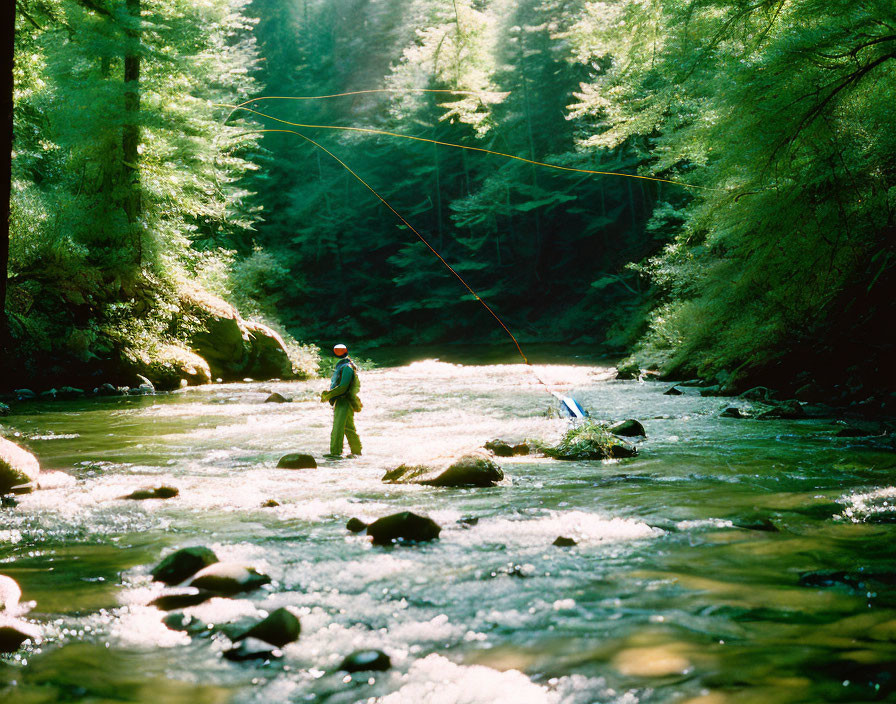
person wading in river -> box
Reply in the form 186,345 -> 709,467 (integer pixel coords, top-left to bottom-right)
320,344 -> 363,458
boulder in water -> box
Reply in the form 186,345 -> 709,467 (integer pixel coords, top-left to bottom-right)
149,587 -> 216,611
14,389 -> 36,401
95,383 -> 119,396
224,637 -> 283,662
720,407 -> 746,419
757,400 -> 805,420
740,386 -> 774,402
383,453 -> 503,487
264,392 -> 290,404
543,421 -> 638,461
0,436 -> 40,495
124,486 -> 179,500
553,536 -> 577,547
0,616 -> 41,652
189,563 -> 271,595
615,360 -> 640,380
346,517 -> 368,533
366,511 -> 441,546
231,607 -> 300,647
484,439 -> 514,457
663,386 -> 682,396
339,649 -> 391,672
277,453 -> 317,469
511,443 -> 530,456
151,546 -> 219,585
609,419 -> 646,437
261,499 -> 281,507
244,321 -> 294,381
0,403 -> 9,416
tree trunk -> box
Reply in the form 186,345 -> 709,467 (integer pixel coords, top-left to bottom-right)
1,2 -> 15,349
122,0 -> 142,264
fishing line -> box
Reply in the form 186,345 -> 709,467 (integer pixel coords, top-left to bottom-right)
219,103 -> 726,192
238,128 -> 565,401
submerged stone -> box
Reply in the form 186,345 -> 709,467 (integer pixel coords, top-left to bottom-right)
366,511 -> 441,546
261,499 -> 281,507
125,486 -> 179,500
224,637 -> 283,662
663,386 -> 683,396
609,419 -> 646,437
264,393 -> 290,404
151,546 -> 219,585
339,649 -> 391,672
346,517 -> 368,533
232,607 -> 300,647
720,407 -> 746,419
189,563 -> 271,595
277,453 -> 317,469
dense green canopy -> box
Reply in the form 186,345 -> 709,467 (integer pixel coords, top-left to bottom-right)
6,0 -> 895,391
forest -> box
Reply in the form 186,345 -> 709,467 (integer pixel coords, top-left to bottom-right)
3,0 -> 895,398
3,4 -> 896,703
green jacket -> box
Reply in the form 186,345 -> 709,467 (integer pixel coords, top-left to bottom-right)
322,359 -> 362,412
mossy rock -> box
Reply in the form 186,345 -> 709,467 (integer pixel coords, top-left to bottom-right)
339,649 -> 391,672
542,421 -> 638,461
615,360 -> 641,380
384,454 -> 503,487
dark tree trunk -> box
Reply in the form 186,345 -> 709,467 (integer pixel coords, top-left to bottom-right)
1,2 -> 14,349
122,0 -> 142,263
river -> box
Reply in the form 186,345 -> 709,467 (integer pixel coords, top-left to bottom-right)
1,355 -> 895,703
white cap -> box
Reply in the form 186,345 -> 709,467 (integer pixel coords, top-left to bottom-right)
333,344 -> 348,357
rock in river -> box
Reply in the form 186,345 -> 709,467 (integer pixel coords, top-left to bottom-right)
484,439 -> 514,457
151,546 -> 220,585
189,563 -> 271,595
264,392 -> 290,404
383,453 -> 503,487
231,607 -> 301,647
224,637 -> 283,662
366,511 -> 441,546
339,649 -> 391,672
0,616 -> 41,652
346,517 -> 368,533
277,453 -> 317,469
553,536 -> 577,547
609,419 -> 646,437
150,588 -> 216,611
0,436 -> 40,495
124,486 -> 179,500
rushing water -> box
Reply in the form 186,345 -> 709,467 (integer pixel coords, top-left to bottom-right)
1,356 -> 895,704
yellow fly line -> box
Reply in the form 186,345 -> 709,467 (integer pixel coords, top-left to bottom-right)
219,102 -> 725,193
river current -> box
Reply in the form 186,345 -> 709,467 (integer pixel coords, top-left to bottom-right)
1,357 -> 895,703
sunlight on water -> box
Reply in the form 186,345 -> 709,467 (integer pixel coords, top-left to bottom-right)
2,357 -> 895,703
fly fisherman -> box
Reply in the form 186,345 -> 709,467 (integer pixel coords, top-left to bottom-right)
320,344 -> 363,459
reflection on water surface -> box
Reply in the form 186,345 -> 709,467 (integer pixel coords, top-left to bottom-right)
1,358 -> 895,703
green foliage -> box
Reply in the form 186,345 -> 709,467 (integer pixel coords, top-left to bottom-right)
539,420 -> 617,460
568,0 -> 896,382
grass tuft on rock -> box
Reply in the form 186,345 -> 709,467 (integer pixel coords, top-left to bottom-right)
539,421 -> 635,460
